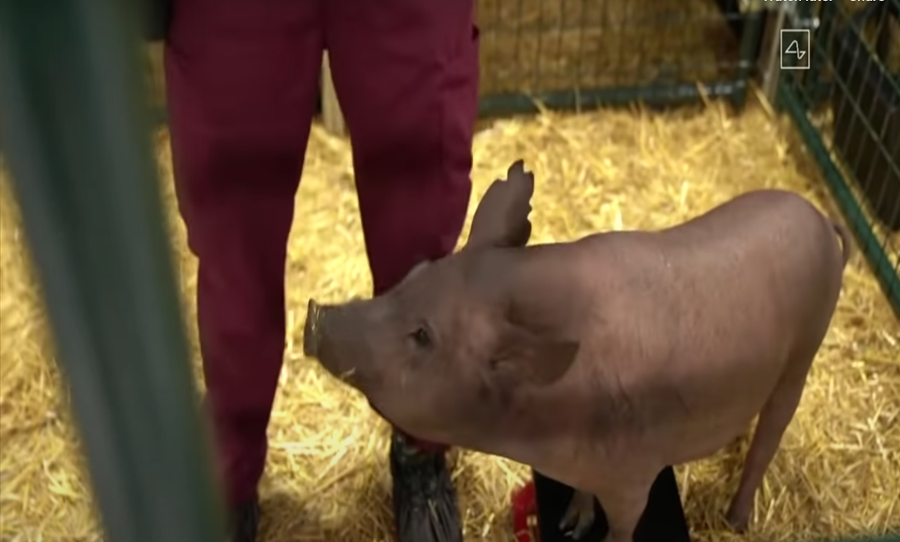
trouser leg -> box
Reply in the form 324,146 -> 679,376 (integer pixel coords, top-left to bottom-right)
326,0 -> 479,453
165,0 -> 323,509
326,4 -> 479,542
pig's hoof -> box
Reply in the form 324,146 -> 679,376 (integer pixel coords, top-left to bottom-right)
559,490 -> 596,539
725,507 -> 750,533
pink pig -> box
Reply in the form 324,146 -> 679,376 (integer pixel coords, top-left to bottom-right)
303,161 -> 852,542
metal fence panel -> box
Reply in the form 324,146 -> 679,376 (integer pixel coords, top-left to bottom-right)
475,0 -> 766,114
778,0 -> 900,320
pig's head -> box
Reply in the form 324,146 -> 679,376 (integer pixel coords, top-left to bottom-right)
302,160 -> 580,445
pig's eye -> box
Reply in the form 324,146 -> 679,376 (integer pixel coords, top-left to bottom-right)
410,327 -> 432,349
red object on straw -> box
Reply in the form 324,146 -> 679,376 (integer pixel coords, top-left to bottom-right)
512,479 -> 540,542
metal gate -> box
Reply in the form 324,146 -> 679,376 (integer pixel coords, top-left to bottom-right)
0,0 -> 897,542
777,0 -> 900,319
475,0 -> 765,113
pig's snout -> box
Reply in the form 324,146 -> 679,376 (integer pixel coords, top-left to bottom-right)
303,298 -> 321,358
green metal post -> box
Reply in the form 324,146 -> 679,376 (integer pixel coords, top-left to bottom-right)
478,80 -> 745,118
730,8 -> 766,110
805,0 -> 837,105
0,1 -> 225,542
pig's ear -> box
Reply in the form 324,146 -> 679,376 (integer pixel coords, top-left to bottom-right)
489,324 -> 579,388
465,160 -> 535,251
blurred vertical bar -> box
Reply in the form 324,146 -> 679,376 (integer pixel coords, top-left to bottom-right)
805,0 -> 836,105
0,1 -> 224,542
732,4 -> 765,109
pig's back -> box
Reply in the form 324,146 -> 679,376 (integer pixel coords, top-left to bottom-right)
662,189 -> 844,333
580,190 -> 843,463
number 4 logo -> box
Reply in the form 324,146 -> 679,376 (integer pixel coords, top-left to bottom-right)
785,39 -> 806,60
780,29 -> 811,70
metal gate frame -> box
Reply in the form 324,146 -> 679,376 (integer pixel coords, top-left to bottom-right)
774,0 -> 900,321
476,0 -> 768,116
0,1 -> 896,542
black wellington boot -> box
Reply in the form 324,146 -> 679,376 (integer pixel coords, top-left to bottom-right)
389,431 -> 463,542
227,495 -> 260,542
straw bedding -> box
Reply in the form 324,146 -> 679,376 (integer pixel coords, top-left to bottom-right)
1,93 -> 899,542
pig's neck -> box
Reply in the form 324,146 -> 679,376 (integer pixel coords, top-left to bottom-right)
470,382 -> 624,475
470,245 -> 626,467
489,244 -> 593,337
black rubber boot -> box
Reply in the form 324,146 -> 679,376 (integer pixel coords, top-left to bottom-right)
227,495 -> 260,542
390,431 -> 463,542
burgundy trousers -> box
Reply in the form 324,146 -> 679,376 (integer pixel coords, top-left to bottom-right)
164,0 -> 479,507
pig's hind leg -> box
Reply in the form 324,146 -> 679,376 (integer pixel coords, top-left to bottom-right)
559,489 -> 596,539
726,352 -> 815,531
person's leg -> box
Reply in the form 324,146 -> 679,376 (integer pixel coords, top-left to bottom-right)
164,1 -> 323,540
325,2 -> 479,541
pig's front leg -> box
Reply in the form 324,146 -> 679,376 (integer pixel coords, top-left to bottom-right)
559,489 -> 596,539
592,472 -> 654,542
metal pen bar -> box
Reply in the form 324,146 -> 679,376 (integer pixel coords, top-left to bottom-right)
0,1 -> 224,541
